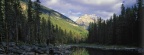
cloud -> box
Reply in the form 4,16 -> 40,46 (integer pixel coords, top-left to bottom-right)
122,0 -> 137,7
40,0 -> 136,21
50,0 -> 59,4
31,0 -> 35,1
77,0 -> 119,5
94,11 -> 114,20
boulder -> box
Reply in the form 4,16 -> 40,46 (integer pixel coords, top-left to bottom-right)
0,48 -> 4,54
9,42 -> 16,47
1,42 -> 6,47
8,47 -> 23,54
19,45 -> 32,52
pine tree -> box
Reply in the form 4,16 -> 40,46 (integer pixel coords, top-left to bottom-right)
86,1 -> 140,47
0,0 -> 4,42
137,0 -> 142,47
13,0 -> 23,45
112,13 -> 117,44
27,0 -> 33,43
40,17 -> 47,43
4,0 -> 12,53
34,0 -> 41,43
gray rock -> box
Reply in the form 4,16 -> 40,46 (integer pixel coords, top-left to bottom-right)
39,47 -> 47,53
30,45 -> 38,53
22,52 -> 35,55
0,48 -> 4,54
9,42 -> 16,47
19,45 -> 32,52
1,42 -> 16,47
1,42 -> 6,47
31,45 -> 38,50
8,47 -> 23,54
35,49 -> 44,54
64,50 -> 71,54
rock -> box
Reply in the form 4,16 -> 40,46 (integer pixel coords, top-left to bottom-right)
19,45 -> 32,52
38,44 -> 47,47
54,50 -> 62,54
0,48 -> 4,54
13,46 -> 19,50
1,42 -> 6,47
8,46 -> 22,54
30,46 -> 45,54
39,47 -> 47,53
0,42 -> 73,55
1,42 -> 16,47
76,14 -> 98,29
32,45 -> 38,50
31,45 -> 38,52
64,50 -> 71,54
37,45 -> 49,53
45,50 -> 49,54
34,49 -> 44,54
8,47 -> 23,54
22,52 -> 35,55
9,42 -> 16,47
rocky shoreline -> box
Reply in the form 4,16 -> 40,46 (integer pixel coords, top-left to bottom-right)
1,42 -> 141,55
0,42 -> 71,55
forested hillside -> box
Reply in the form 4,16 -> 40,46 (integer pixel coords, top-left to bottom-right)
0,0 -> 87,46
86,1 -> 142,47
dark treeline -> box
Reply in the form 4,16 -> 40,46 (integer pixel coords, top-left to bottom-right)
86,0 -> 142,47
0,0 -> 78,45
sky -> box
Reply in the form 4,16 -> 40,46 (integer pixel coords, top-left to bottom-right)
37,0 -> 137,21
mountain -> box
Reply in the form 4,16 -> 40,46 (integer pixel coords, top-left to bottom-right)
76,14 -> 98,29
21,0 -> 76,24
21,0 -> 88,39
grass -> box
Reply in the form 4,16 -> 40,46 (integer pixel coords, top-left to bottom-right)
71,48 -> 89,55
40,14 -> 88,38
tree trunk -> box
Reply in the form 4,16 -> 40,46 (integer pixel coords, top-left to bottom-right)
16,23 -> 18,45
5,23 -> 9,54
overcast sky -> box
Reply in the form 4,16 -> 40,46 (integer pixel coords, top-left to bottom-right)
38,0 -> 137,21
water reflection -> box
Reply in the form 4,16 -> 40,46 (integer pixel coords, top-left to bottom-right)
70,48 -> 89,55
70,47 -> 141,55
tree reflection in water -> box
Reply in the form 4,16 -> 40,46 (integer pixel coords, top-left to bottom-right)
71,48 -> 89,55
70,47 -> 141,55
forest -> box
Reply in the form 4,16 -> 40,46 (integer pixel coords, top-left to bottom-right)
86,0 -> 143,47
0,0 -> 143,48
0,0 -> 144,54
0,0 -> 87,46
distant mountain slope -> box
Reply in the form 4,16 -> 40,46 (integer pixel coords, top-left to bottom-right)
76,14 -> 98,29
21,0 -> 88,38
21,0 -> 76,24
40,5 -> 78,24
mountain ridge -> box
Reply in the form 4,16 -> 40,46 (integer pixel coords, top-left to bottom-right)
76,14 -> 98,29
21,0 -> 77,24
21,0 -> 88,39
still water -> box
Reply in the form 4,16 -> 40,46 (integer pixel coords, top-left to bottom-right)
70,47 -> 142,55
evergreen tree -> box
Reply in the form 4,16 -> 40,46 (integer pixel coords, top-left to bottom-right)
13,0 -> 23,45
27,0 -> 33,43
86,2 -> 140,47
0,0 -> 4,42
4,0 -> 13,53
136,0 -> 142,47
40,17 -> 47,43
112,13 -> 117,45
34,0 -> 41,43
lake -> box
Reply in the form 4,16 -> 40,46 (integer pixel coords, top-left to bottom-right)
70,47 -> 142,55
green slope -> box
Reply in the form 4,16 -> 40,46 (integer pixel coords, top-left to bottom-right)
21,0 -> 88,40
41,14 -> 87,38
